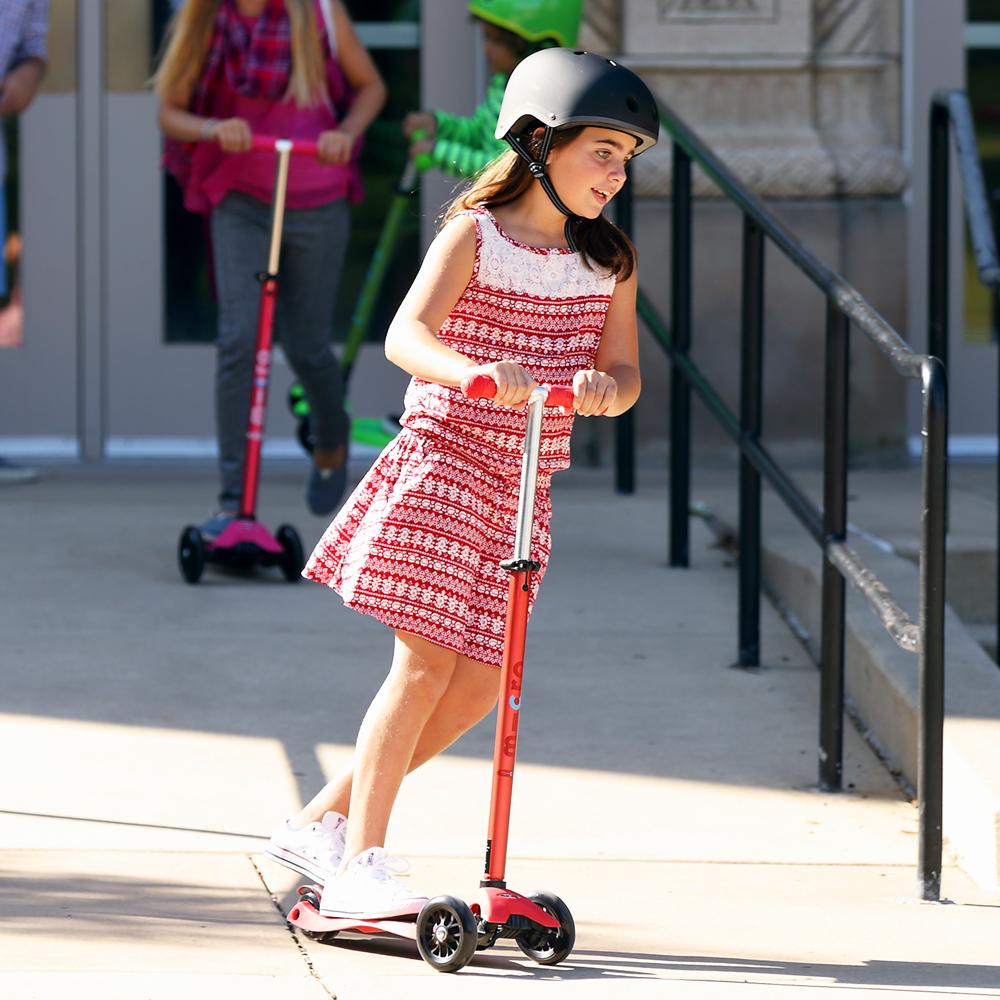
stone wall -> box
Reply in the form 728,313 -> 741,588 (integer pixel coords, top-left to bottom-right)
578,0 -> 909,455
583,0 -> 906,198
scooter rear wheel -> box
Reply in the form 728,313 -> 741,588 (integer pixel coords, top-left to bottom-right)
295,888 -> 340,943
416,896 -> 478,973
515,891 -> 575,966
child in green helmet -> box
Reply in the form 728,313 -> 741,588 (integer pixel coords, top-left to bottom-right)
403,0 -> 582,178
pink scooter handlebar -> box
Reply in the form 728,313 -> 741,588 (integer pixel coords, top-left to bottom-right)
249,135 -> 321,157
462,373 -> 575,410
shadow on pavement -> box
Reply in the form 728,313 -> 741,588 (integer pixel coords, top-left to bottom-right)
294,933 -> 1000,989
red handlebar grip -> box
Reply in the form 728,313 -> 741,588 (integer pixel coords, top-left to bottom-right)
462,374 -> 498,399
460,375 -> 575,409
545,385 -> 575,410
249,135 -> 320,158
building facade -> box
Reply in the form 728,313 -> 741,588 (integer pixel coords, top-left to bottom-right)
0,0 -> 987,463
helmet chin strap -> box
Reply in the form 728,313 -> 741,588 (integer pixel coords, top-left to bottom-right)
504,128 -> 580,252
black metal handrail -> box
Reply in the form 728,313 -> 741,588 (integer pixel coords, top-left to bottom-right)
929,90 -> 1000,661
617,101 -> 947,902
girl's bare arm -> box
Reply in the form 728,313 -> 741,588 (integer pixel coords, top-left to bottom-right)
157,91 -> 212,142
332,0 -> 386,141
385,216 -> 536,406
385,217 -> 479,385
587,268 -> 641,418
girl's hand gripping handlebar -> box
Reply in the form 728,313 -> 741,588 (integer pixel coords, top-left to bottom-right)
461,373 -> 575,410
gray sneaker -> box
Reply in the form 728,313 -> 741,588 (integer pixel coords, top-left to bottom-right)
306,449 -> 348,517
197,510 -> 236,542
0,457 -> 39,484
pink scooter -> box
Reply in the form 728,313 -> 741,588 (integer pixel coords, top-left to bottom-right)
178,136 -> 317,584
285,376 -> 577,973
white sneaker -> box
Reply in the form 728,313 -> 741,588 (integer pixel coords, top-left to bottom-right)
265,811 -> 347,885
319,846 -> 428,919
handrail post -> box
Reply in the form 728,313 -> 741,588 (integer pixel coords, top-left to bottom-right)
928,98 -> 950,532
614,170 -> 636,495
738,215 -> 765,667
929,99 -> 950,370
820,303 -> 849,791
918,359 -> 947,902
670,145 -> 693,567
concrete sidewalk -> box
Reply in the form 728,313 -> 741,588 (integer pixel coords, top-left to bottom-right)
1,460 -> 998,999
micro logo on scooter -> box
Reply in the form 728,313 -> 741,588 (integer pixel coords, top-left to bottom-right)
508,659 -> 523,711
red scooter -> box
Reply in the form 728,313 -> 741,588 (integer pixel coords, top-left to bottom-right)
286,376 -> 577,973
178,136 -> 316,584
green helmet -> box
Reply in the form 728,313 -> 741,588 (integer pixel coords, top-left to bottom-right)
467,0 -> 583,49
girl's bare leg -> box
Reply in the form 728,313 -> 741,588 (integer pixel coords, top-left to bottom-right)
336,631 -> 457,863
291,644 -> 499,840
406,653 -> 500,769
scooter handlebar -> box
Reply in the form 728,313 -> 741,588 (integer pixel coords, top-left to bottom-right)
249,135 -> 321,157
462,374 -> 575,410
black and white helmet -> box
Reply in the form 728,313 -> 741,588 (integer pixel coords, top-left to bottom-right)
494,48 -> 659,248
496,48 -> 659,154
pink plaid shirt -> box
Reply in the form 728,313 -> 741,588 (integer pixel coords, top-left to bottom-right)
190,0 -> 298,115
163,0 -> 363,212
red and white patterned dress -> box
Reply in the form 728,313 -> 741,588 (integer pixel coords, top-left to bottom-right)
303,207 -> 617,666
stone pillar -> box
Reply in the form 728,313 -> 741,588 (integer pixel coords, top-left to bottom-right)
619,0 -> 906,199
580,0 -> 911,456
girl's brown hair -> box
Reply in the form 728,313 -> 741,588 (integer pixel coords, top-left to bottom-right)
442,126 -> 637,280
153,0 -> 327,107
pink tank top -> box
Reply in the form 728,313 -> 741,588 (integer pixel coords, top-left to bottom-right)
200,94 -> 355,210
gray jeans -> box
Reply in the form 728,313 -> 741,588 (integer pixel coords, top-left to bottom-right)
211,191 -> 350,506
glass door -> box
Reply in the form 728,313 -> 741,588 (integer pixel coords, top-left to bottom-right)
0,0 -> 80,460
103,0 -> 421,458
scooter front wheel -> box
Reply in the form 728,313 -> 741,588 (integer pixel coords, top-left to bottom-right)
276,524 -> 304,582
515,891 -> 575,966
416,896 -> 478,973
178,526 -> 205,584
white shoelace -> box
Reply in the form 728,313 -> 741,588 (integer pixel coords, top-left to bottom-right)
357,850 -> 414,893
298,821 -> 345,864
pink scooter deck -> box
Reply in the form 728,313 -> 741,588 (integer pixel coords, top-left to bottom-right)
288,889 -> 419,940
207,518 -> 283,555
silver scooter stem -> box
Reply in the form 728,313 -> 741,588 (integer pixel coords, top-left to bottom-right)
511,386 -> 549,565
266,140 -> 293,276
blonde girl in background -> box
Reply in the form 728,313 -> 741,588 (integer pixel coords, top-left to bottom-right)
155,0 -> 385,531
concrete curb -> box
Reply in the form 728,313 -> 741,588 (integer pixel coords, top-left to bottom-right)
699,504 -> 1000,892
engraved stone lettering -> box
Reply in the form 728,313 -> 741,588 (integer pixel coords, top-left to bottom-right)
656,0 -> 777,22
